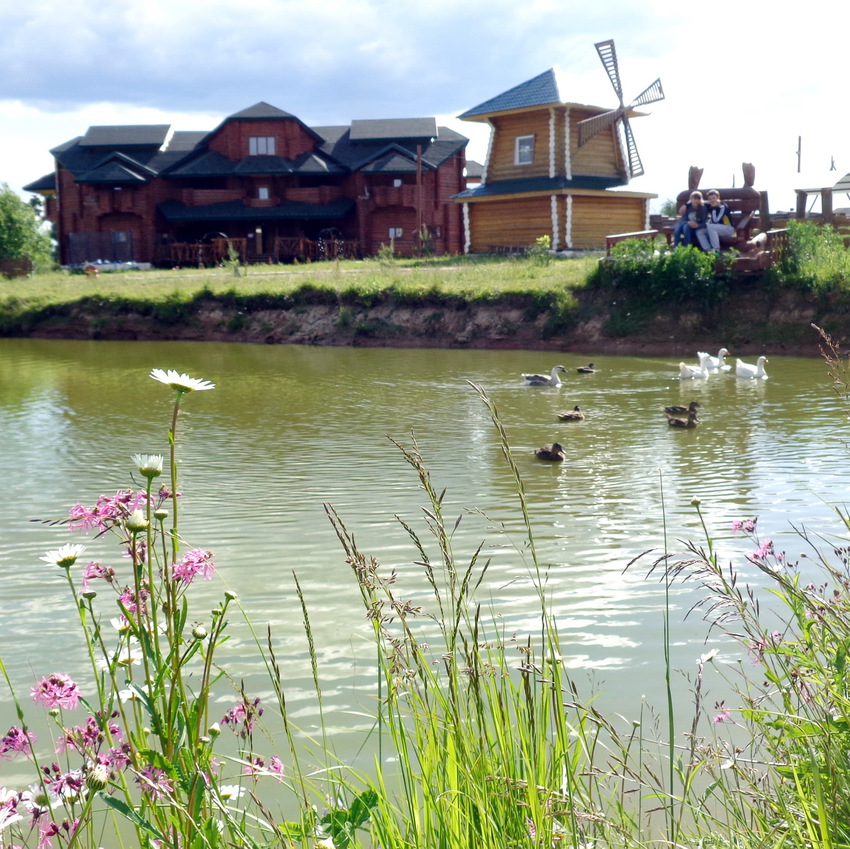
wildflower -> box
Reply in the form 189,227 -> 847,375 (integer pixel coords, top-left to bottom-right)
69,489 -> 146,534
149,369 -> 215,392
0,796 -> 22,832
125,509 -> 149,533
731,518 -> 757,534
31,674 -> 81,711
699,648 -> 718,665
135,765 -> 175,801
38,819 -> 61,849
131,454 -> 163,479
39,544 -> 85,569
217,784 -> 246,802
85,763 -> 109,792
712,710 -> 731,724
20,783 -> 60,817
751,538 -> 775,561
173,548 -> 215,584
82,562 -> 115,592
0,726 -> 35,759
268,756 -> 285,778
690,496 -> 701,507
222,697 -> 263,737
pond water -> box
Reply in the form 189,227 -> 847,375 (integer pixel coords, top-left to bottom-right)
1,337 -> 849,767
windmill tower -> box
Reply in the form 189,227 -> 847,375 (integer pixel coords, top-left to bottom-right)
577,39 -> 665,180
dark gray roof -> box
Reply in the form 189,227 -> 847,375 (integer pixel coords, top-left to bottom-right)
459,69 -> 561,119
227,102 -> 297,120
35,103 -> 467,188
75,156 -> 154,184
350,117 -> 436,141
157,197 -> 354,222
23,173 -> 56,193
80,125 -> 171,148
453,174 -> 625,199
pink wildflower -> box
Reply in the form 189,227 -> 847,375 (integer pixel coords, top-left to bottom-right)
31,674 -> 81,711
269,756 -> 285,777
222,698 -> 263,738
731,518 -> 757,535
172,549 -> 215,584
0,726 -> 35,759
135,765 -> 174,801
68,490 -> 147,534
752,539 -> 775,561
81,561 -> 115,592
712,710 -> 731,724
38,819 -> 60,849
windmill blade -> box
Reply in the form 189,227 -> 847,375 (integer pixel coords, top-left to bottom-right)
594,39 -> 624,106
630,78 -> 665,108
621,116 -> 644,179
577,108 -> 622,147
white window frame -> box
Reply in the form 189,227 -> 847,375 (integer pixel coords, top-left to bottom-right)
249,136 -> 276,156
515,134 -> 535,165
388,227 -> 403,239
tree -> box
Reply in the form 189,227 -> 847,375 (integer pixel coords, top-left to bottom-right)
0,183 -> 53,266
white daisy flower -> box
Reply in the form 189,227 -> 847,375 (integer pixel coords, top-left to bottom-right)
132,454 -> 163,478
149,369 -> 215,392
21,782 -> 60,814
218,784 -> 246,801
40,543 -> 86,568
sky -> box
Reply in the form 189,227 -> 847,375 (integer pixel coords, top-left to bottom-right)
1,0 -> 847,214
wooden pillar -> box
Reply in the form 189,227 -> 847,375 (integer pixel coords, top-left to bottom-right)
822,188 -> 833,223
795,190 -> 807,219
759,191 -> 771,231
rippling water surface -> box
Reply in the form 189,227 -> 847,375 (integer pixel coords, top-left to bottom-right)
2,338 -> 848,756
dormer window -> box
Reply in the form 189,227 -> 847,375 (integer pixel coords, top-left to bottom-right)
258,186 -> 270,200
393,178 -> 403,187
515,135 -> 534,165
249,136 -> 275,156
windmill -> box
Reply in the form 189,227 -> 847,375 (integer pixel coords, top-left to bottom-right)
577,39 -> 664,180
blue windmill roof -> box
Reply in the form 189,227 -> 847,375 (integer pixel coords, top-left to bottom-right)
459,69 -> 562,119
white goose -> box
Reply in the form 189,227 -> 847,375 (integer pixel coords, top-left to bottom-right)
697,347 -> 731,372
736,356 -> 769,379
522,365 -> 567,387
679,361 -> 710,380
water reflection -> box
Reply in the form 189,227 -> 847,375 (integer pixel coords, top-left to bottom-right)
1,338 -> 848,749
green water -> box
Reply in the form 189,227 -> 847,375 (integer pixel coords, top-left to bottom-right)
1,336 -> 848,768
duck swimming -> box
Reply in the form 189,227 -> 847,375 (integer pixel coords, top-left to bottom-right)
667,410 -> 699,429
522,365 -> 567,386
557,406 -> 585,421
735,356 -> 769,379
663,400 -> 701,415
576,363 -> 596,374
534,442 -> 566,461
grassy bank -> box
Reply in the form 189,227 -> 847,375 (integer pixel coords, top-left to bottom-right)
4,221 -> 850,353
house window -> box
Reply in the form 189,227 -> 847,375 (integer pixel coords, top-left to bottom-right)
515,135 -> 534,165
258,186 -> 270,200
393,178 -> 403,188
388,227 -> 403,239
249,136 -> 276,156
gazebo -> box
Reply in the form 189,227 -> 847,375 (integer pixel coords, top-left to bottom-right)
794,171 -> 850,221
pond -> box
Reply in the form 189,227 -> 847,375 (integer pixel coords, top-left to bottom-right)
2,337 -> 848,767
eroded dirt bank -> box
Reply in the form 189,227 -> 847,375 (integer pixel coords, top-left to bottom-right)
18,287 -> 849,357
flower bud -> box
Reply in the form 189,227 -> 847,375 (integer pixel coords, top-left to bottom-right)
192,625 -> 207,641
125,510 -> 149,533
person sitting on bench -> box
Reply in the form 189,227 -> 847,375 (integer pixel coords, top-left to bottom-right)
673,191 -> 708,248
705,190 -> 736,253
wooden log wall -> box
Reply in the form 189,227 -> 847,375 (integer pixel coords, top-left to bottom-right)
468,197 -> 552,252
569,196 -> 644,248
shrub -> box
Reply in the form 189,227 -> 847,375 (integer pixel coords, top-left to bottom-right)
775,219 -> 850,293
601,238 -> 727,308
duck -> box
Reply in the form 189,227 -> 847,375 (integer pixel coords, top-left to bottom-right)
557,406 -> 585,421
663,400 -> 701,416
522,365 -> 567,386
679,361 -> 710,380
697,347 -> 732,372
534,442 -> 566,462
735,356 -> 769,379
667,410 -> 699,429
576,363 -> 596,374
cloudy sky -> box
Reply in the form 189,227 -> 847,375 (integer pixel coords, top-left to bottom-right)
1,0 -> 845,213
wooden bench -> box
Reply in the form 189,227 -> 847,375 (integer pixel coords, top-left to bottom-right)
605,229 -> 665,256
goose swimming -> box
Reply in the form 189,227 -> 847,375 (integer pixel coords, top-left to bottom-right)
697,347 -> 731,372
735,356 -> 769,379
522,365 -> 567,386
679,361 -> 709,380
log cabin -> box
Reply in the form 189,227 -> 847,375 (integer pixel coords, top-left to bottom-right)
453,68 -> 657,252
24,102 -> 470,266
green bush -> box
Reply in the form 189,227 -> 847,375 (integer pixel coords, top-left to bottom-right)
775,219 -> 850,293
600,238 -> 727,307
